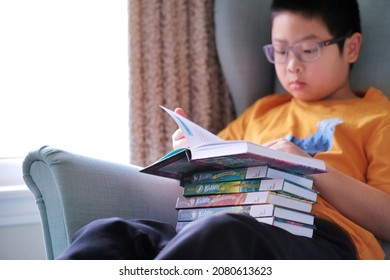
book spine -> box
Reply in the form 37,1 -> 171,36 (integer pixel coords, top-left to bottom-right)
184,166 -> 314,189
176,192 -> 270,209
188,166 -> 269,183
177,205 -> 275,222
183,178 -> 316,202
183,180 -> 266,196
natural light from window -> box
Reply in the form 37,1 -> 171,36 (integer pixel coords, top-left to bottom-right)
0,0 -> 129,168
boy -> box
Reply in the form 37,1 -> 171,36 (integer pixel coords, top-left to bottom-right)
171,0 -> 390,260
58,0 -> 390,259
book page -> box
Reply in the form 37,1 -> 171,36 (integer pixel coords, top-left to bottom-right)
160,106 -> 223,148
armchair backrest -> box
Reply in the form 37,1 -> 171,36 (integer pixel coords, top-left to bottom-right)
215,0 -> 390,115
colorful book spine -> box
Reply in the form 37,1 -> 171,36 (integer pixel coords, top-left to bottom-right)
183,178 -> 317,201
176,191 -> 313,213
177,193 -> 260,209
183,179 -> 267,196
189,166 -> 269,183
185,166 -> 314,189
177,205 -> 272,222
176,203 -> 314,224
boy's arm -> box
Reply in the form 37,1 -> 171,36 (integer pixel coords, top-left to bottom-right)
265,138 -> 390,241
312,165 -> 390,241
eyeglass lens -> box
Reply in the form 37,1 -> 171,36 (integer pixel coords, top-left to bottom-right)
266,42 -> 321,63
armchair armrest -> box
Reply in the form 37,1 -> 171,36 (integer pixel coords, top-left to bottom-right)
22,146 -> 182,259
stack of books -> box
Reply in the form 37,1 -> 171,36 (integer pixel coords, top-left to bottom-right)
141,106 -> 327,238
174,166 -> 318,238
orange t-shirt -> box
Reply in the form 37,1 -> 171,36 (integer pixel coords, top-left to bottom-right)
218,87 -> 390,259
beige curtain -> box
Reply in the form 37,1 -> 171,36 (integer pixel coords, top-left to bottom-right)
129,0 -> 235,166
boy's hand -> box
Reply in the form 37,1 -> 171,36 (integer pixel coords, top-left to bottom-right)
263,138 -> 311,158
172,108 -> 190,149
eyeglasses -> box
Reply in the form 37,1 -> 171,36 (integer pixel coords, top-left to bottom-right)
263,36 -> 348,64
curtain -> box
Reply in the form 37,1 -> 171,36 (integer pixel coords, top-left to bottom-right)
129,0 -> 235,166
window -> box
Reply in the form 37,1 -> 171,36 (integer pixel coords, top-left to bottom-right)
0,0 -> 129,190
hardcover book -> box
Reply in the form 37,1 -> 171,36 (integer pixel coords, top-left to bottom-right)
176,191 -> 313,213
140,106 -> 327,180
182,178 -> 317,201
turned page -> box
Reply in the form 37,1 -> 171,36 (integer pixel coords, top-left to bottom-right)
161,106 -> 223,148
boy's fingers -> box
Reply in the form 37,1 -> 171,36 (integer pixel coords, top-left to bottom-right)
262,138 -> 288,147
172,129 -> 189,149
174,107 -> 189,119
173,138 -> 190,150
172,108 -> 190,149
172,129 -> 184,141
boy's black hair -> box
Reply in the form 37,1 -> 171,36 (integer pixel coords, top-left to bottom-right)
271,0 -> 361,52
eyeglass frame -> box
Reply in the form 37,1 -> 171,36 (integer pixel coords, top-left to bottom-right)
262,36 -> 348,64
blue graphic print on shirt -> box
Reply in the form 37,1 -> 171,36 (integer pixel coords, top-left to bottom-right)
285,118 -> 343,156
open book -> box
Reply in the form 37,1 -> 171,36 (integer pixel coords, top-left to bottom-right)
140,106 -> 327,180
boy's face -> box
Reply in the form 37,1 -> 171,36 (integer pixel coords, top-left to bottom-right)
271,12 -> 359,101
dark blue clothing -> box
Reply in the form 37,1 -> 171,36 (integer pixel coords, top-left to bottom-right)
57,213 -> 356,260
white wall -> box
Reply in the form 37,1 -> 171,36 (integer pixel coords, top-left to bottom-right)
0,188 -> 46,259
0,223 -> 46,260
0,0 -> 128,260
0,0 -> 130,162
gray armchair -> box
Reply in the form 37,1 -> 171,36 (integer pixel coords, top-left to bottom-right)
23,0 -> 390,259
22,146 -> 182,259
